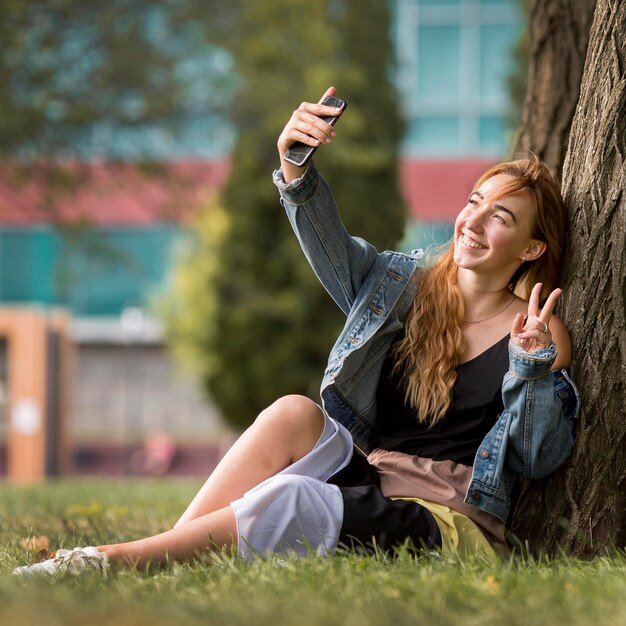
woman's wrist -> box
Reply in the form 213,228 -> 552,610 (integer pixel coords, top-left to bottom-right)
273,161 -> 318,205
508,339 -> 556,380
279,155 -> 306,185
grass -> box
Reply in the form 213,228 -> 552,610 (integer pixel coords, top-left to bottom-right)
1,478 -> 625,626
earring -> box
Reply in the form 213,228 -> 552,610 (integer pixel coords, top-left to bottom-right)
521,256 -> 526,263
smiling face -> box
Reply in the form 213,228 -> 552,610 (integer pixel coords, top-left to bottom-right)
453,174 -> 547,282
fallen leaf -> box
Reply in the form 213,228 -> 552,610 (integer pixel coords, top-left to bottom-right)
20,535 -> 51,557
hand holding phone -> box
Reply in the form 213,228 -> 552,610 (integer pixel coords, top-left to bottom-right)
284,95 -> 347,167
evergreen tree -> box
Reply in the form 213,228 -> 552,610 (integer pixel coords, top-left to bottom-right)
320,0 -> 406,241
163,0 -> 406,430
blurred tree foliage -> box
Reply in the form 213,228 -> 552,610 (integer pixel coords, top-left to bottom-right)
0,0 -> 233,161
161,0 -> 406,430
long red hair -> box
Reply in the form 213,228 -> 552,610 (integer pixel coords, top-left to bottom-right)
391,155 -> 566,425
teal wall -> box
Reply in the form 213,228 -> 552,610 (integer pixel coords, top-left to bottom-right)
0,226 -> 183,316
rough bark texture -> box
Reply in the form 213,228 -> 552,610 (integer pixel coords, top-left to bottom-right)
511,0 -> 626,556
511,0 -> 596,176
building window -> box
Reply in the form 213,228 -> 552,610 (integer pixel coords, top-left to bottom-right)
395,0 -> 523,157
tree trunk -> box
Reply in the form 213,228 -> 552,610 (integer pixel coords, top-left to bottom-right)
511,0 -> 626,556
511,0 -> 596,176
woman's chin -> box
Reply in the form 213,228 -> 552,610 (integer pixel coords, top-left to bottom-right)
454,249 -> 481,269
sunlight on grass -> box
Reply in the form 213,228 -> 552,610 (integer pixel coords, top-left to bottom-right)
1,479 -> 625,626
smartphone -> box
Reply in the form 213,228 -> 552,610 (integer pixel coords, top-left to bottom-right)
284,95 -> 347,167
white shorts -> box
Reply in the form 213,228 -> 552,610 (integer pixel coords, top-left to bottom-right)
230,409 -> 354,561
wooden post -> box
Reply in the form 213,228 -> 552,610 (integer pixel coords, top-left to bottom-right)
47,310 -> 72,476
0,308 -> 71,482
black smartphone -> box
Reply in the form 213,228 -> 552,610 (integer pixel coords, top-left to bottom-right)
284,95 -> 347,167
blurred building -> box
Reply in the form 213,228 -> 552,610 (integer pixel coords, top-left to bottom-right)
0,164 -> 230,477
0,0 -> 523,475
395,0 -> 522,250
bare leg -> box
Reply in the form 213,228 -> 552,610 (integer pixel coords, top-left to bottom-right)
99,506 -> 237,568
91,395 -> 323,570
174,395 -> 324,528
13,397 -> 326,574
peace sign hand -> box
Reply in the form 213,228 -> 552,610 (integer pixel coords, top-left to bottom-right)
510,283 -> 562,353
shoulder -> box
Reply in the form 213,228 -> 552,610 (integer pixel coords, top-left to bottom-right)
549,315 -> 571,370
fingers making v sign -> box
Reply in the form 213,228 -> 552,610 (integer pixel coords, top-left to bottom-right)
510,283 -> 562,353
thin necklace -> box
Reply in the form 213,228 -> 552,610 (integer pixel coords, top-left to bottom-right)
462,295 -> 516,324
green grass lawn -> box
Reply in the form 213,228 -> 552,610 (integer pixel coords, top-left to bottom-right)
1,479 -> 625,626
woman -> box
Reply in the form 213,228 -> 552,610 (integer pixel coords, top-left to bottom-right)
14,87 -> 579,576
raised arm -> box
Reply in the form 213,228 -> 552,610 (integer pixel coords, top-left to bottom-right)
274,87 -> 380,315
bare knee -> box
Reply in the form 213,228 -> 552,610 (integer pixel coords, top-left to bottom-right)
259,394 -> 323,430
255,395 -> 324,458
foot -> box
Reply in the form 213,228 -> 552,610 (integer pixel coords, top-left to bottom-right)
13,546 -> 109,577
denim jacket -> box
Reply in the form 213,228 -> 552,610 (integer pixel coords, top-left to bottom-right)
273,161 -> 580,523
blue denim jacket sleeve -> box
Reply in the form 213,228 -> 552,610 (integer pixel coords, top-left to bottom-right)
273,161 -> 380,316
503,341 -> 580,479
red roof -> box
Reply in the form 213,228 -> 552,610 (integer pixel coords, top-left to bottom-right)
0,157 -> 495,226
400,158 -> 496,221
0,159 -> 230,226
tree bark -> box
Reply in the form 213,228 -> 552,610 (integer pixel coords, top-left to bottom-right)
511,0 -> 626,556
511,0 -> 596,177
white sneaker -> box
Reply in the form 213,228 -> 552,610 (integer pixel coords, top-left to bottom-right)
13,546 -> 109,577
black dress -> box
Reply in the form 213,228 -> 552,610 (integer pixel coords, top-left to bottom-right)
328,332 -> 509,551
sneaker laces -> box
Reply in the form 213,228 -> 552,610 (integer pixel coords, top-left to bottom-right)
54,547 -> 109,575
